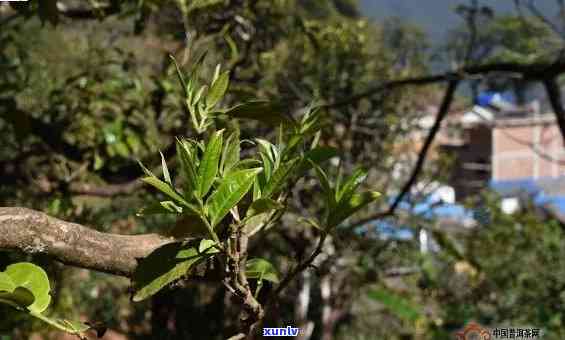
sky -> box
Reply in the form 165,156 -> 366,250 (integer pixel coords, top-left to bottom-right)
359,0 -> 559,42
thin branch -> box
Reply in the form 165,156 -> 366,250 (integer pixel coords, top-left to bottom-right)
324,59 -> 565,109
0,207 -> 174,277
270,232 -> 327,300
525,0 -> 565,39
347,80 -> 459,228
544,77 -> 565,145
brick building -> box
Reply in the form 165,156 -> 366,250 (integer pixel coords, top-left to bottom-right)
492,114 -> 564,181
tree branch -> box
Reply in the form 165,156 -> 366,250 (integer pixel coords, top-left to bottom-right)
271,232 -> 327,300
325,59 -> 565,108
543,77 -> 565,144
347,80 -> 459,228
0,207 -> 174,277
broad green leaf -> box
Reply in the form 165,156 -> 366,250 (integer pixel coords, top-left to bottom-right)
198,130 -> 224,198
160,152 -> 172,186
262,158 -> 300,198
0,272 -> 14,292
245,258 -> 280,283
367,288 -> 421,322
336,168 -> 368,203
207,70 -> 230,108
329,191 -> 381,228
136,201 -> 183,217
141,177 -> 190,208
246,198 -> 283,218
132,242 -> 206,302
225,100 -> 295,126
5,263 -> 51,313
206,168 -> 262,227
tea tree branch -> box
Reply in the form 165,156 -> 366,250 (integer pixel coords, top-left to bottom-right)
0,207 -> 174,277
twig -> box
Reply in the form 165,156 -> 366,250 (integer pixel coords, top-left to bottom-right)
271,232 -> 327,299
346,80 -> 459,228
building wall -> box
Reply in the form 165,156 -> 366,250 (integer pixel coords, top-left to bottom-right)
493,116 -> 564,181
441,125 -> 492,200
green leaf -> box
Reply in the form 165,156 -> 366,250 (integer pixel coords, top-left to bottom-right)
245,258 -> 280,283
246,198 -> 283,218
367,288 -> 421,322
63,320 -> 91,333
243,212 -> 271,236
227,159 -> 262,174
329,191 -> 381,228
176,138 -> 199,198
160,152 -> 172,186
27,312 -> 106,338
141,177 -> 190,208
132,242 -> 206,302
198,130 -> 224,198
298,217 -> 324,231
186,0 -> 224,13
207,70 -> 230,108
297,147 -> 339,174
0,286 -> 35,310
169,55 -> 187,95
310,160 -> 334,207
198,239 -> 220,254
336,168 -> 368,203
0,272 -> 14,292
5,263 -> 51,313
262,158 -> 300,198
221,131 -> 240,174
225,100 -> 295,126
206,168 -> 262,227
136,201 -> 183,217
137,160 -> 155,177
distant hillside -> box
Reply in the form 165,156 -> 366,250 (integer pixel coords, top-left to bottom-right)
359,0 -> 559,41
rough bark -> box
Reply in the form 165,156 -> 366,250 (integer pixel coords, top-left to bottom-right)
0,207 -> 174,277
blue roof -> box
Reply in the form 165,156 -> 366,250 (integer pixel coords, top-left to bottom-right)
490,178 -> 541,196
364,176 -> 565,238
